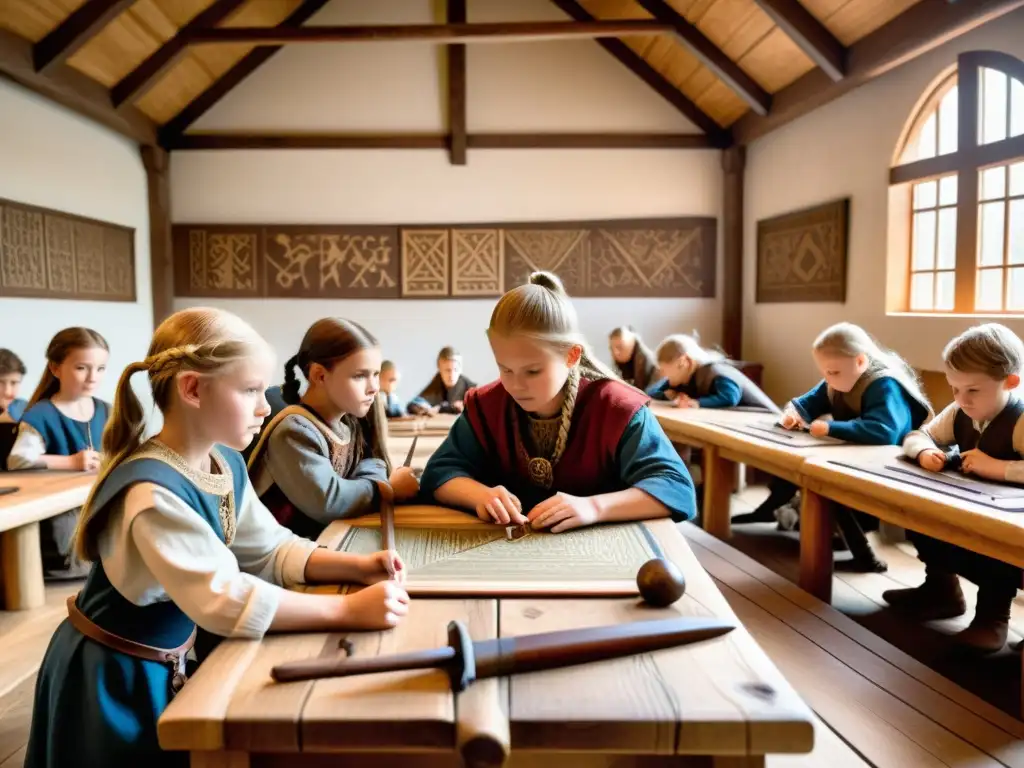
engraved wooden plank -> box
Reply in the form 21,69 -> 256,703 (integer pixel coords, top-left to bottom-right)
171,225 -> 262,298
402,229 -> 450,297
451,229 -> 503,296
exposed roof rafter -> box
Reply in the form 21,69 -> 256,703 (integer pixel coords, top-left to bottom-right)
752,0 -> 845,81
32,0 -> 134,74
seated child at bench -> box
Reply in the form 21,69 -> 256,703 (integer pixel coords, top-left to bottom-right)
380,360 -> 407,418
0,348 -> 27,423
647,333 -> 779,412
892,322 -> 1024,652
247,318 -> 420,539
8,328 -> 111,580
734,322 -> 932,574
419,271 -> 697,531
408,347 -> 477,415
609,326 -> 657,391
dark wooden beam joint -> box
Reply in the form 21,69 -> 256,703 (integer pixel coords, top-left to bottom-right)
112,0 -> 247,108
752,0 -> 845,81
721,146 -> 745,360
447,0 -> 467,166
33,0 -> 134,73
141,146 -> 174,328
634,0 -> 771,116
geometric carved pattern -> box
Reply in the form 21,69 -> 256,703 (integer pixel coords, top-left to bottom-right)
172,218 -> 715,300
756,199 -> 849,303
451,229 -> 503,296
0,197 -> 135,302
401,230 -> 449,297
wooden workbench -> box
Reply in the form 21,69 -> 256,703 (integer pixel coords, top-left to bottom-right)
158,508 -> 816,767
0,470 -> 95,610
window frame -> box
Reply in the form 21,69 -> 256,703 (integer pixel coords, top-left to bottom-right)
891,50 -> 1024,314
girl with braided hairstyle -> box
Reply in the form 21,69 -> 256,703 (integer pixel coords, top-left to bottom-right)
247,317 -> 419,539
419,272 -> 697,532
27,308 -> 408,768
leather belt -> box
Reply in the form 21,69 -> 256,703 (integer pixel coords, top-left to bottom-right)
66,594 -> 197,694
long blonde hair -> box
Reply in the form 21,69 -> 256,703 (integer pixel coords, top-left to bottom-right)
487,271 -> 620,468
74,307 -> 271,561
943,322 -> 1024,380
655,332 -> 725,366
813,322 -> 930,407
27,327 -> 109,408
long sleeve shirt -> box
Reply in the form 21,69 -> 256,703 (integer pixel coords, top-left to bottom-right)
647,375 -> 743,409
789,378 -> 918,445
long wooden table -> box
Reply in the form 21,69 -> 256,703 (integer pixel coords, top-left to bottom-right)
0,470 -> 95,610
158,507 -> 816,767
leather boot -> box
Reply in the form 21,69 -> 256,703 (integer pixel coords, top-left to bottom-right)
954,587 -> 1012,653
882,572 -> 967,620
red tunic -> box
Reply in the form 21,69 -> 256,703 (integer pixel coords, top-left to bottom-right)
463,377 -> 649,501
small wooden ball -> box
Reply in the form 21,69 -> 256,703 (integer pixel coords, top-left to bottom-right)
636,558 -> 686,607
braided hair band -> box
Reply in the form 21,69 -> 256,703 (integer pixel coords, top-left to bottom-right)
526,365 -> 581,489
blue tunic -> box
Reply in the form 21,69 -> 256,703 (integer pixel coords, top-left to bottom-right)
647,376 -> 743,408
419,406 -> 696,522
3,397 -> 27,421
26,446 -> 247,768
790,378 -> 929,445
20,397 -> 110,455
384,392 -> 407,418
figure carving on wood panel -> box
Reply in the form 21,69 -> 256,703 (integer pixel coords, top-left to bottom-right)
401,229 -> 449,296
189,230 -> 259,293
589,228 -> 712,297
451,229 -> 503,296
266,230 -> 400,298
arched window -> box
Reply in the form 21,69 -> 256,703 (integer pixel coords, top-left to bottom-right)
890,51 -> 1024,314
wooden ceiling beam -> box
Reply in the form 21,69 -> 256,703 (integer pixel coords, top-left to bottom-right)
184,20 -> 674,45
33,0 -> 135,74
446,0 -> 467,165
733,0 -> 1024,145
158,0 -> 331,145
751,0 -> 845,81
634,0 -> 771,116
0,29 -> 156,144
548,0 -> 731,147
164,132 -> 715,150
111,0 -> 248,108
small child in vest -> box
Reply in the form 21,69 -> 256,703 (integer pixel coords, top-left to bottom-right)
891,323 -> 1024,652
0,348 -> 27,423
734,322 -> 933,573
380,360 -> 407,418
408,346 -> 477,415
647,333 -> 780,413
608,326 -> 656,392
419,271 -> 696,530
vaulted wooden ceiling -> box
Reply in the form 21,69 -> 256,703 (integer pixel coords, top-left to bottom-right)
0,0 -> 1020,150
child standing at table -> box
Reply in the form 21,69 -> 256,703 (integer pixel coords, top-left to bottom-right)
648,333 -> 779,413
247,318 -> 420,539
0,348 -> 27,423
7,328 -> 110,579
608,326 -> 657,392
892,323 -> 1024,652
419,272 -> 696,530
407,346 -> 477,415
734,322 -> 932,573
380,359 -> 407,418
26,307 -> 408,768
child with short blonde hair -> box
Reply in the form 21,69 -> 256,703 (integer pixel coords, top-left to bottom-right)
608,326 -> 656,391
892,322 -> 1024,652
648,333 -> 778,412
420,272 -> 696,531
27,308 -> 408,768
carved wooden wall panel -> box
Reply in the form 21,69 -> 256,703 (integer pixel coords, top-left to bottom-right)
0,198 -> 136,302
756,200 -> 849,304
173,217 -> 715,300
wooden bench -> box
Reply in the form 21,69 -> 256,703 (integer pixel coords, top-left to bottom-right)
682,523 -> 1024,768
0,471 -> 94,610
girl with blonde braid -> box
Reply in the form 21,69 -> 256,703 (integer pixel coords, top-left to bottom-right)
419,272 -> 697,532
27,308 -> 408,768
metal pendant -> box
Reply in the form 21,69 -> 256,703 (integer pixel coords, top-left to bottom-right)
527,457 -> 553,489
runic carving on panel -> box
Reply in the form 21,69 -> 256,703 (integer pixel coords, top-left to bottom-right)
45,215 -> 76,294
265,228 -> 400,298
402,230 -> 449,297
589,227 -> 713,298
184,229 -> 260,297
503,229 -> 587,294
1,205 -> 46,291
756,200 -> 848,304
104,228 -> 135,300
75,222 -> 105,294
452,229 -> 503,296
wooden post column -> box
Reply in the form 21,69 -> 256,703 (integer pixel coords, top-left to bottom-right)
142,145 -> 174,329
722,145 -> 745,360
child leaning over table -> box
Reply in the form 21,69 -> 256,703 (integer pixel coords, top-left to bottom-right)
891,322 -> 1024,653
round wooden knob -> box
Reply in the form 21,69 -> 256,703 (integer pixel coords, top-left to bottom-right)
636,558 -> 686,607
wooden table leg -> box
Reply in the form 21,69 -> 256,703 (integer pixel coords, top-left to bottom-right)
703,446 -> 736,540
1,521 -> 45,610
190,751 -> 250,768
798,489 -> 834,604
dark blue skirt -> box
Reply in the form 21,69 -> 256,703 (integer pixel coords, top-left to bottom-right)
25,619 -> 187,768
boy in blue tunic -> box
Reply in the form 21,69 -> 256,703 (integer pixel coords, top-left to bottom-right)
380,359 -> 407,418
420,272 -> 696,530
7,328 -> 110,579
26,307 -> 410,768
0,348 -> 27,423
